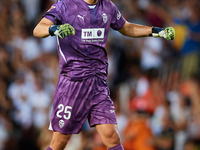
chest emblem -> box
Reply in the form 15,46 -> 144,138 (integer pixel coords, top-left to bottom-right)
102,13 -> 108,24
81,28 -> 105,42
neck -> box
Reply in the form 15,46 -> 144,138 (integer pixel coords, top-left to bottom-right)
84,0 -> 98,4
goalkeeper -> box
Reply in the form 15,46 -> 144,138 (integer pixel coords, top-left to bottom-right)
33,0 -> 175,150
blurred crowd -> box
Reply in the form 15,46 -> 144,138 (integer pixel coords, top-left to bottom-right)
0,0 -> 200,150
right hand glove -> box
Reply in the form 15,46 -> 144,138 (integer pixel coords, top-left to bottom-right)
49,23 -> 75,39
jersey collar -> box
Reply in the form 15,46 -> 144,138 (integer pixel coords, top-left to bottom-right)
72,0 -> 99,10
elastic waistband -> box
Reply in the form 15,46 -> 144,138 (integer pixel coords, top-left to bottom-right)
62,73 -> 107,81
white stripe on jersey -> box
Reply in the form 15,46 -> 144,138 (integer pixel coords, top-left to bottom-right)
57,36 -> 67,63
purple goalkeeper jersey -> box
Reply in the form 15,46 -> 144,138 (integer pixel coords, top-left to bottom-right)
43,0 -> 126,81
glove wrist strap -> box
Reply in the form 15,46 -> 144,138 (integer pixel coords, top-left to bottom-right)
49,25 -> 58,36
149,26 -> 164,36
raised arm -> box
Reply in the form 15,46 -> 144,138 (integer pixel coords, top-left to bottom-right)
33,17 -> 75,39
119,21 -> 152,38
119,21 -> 175,40
33,17 -> 54,38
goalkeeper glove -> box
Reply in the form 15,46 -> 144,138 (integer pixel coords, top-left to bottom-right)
49,23 -> 75,39
150,27 -> 175,40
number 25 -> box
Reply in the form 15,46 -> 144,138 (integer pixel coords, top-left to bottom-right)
56,104 -> 72,120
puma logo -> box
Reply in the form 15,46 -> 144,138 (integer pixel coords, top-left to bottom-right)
77,15 -> 85,21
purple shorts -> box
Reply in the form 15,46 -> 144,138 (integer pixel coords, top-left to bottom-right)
49,75 -> 117,134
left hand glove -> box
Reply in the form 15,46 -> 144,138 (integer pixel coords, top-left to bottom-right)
151,27 -> 175,40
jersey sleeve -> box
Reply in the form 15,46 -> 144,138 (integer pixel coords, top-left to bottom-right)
110,1 -> 126,30
43,1 -> 66,25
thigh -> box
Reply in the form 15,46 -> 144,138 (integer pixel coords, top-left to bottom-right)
50,75 -> 95,134
88,78 -> 117,127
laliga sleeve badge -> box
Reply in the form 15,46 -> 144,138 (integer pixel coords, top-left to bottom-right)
48,6 -> 56,12
117,11 -> 121,20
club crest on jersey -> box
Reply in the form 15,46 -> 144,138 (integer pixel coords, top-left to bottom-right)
48,6 -> 55,12
117,11 -> 121,20
102,13 -> 108,24
59,120 -> 65,128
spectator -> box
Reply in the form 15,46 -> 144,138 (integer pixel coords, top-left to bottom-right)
122,111 -> 155,150
152,113 -> 175,150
